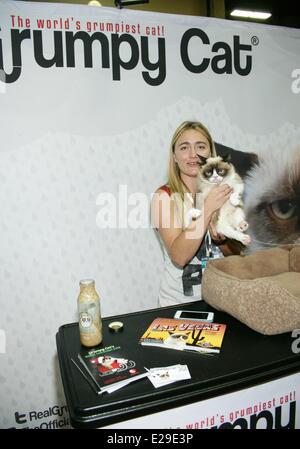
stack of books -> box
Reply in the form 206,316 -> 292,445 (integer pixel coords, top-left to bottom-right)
72,344 -> 148,394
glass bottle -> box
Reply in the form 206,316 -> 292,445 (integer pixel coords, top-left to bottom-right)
78,279 -> 102,347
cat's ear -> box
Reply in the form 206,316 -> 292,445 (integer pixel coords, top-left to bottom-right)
222,153 -> 231,163
197,155 -> 207,165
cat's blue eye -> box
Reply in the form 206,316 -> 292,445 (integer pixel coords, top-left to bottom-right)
269,200 -> 296,220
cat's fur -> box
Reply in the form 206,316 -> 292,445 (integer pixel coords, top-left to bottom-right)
188,155 -> 251,246
244,147 -> 300,252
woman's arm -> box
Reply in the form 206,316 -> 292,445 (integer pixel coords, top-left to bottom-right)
151,185 -> 232,268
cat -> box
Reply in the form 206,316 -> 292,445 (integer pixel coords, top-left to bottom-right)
187,155 -> 251,246
244,147 -> 300,252
164,331 -> 189,349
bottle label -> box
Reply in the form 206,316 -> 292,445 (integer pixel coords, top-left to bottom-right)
78,301 -> 101,335
79,312 -> 93,329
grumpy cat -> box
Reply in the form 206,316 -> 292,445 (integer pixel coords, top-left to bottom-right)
244,147 -> 300,252
195,155 -> 251,246
164,331 -> 189,349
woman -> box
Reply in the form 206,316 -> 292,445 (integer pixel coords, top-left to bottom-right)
151,121 -> 234,307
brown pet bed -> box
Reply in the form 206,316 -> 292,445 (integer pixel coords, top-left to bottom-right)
202,246 -> 300,335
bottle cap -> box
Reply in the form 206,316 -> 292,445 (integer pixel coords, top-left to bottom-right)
108,321 -> 124,333
79,279 -> 95,286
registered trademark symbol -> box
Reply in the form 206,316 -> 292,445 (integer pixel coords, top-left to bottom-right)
251,36 -> 259,46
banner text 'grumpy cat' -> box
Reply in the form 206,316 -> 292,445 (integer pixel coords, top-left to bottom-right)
0,25 -> 255,86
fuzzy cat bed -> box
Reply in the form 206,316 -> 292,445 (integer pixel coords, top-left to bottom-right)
202,246 -> 300,335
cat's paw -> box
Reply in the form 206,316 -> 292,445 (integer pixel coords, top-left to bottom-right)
184,208 -> 201,228
238,221 -> 249,232
230,194 -> 240,206
241,234 -> 251,246
189,208 -> 201,220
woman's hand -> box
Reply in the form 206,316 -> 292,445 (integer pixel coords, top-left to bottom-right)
209,222 -> 226,244
205,184 -> 232,215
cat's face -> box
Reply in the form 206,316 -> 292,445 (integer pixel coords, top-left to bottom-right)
165,332 -> 189,347
244,148 -> 300,251
198,155 -> 234,184
99,355 -> 118,369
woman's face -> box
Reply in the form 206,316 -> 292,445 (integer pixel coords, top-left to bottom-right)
173,129 -> 211,178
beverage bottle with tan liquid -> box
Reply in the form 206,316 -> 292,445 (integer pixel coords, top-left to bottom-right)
78,279 -> 102,347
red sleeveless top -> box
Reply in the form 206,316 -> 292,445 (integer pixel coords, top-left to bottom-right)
158,185 -> 171,196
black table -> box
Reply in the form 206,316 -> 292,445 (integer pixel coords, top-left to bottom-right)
56,301 -> 300,428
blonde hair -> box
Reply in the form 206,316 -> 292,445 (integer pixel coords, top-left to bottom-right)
168,121 -> 216,200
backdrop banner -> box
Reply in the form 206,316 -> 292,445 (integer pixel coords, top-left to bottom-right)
0,0 -> 299,428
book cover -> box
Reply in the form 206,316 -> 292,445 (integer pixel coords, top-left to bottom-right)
139,317 -> 226,353
77,344 -> 147,393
